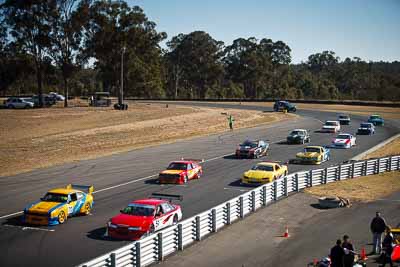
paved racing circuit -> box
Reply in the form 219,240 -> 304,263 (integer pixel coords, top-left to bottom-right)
0,102 -> 398,267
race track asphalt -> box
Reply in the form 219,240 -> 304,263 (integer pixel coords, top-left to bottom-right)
0,102 -> 398,267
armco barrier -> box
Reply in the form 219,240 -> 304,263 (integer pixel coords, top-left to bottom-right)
79,155 -> 400,267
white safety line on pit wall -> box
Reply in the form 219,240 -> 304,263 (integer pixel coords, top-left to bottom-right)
3,224 -> 55,232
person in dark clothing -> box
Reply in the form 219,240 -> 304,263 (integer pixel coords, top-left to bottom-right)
330,239 -> 345,267
342,235 -> 355,267
371,211 -> 387,254
380,226 -> 394,267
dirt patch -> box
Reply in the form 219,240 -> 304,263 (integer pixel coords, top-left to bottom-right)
304,172 -> 400,202
0,101 -> 294,177
363,135 -> 400,159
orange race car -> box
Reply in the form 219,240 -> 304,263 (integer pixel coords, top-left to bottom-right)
158,159 -> 203,184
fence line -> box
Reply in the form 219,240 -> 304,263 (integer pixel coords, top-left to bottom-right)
79,155 -> 400,267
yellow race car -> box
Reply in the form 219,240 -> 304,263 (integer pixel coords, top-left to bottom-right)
23,184 -> 94,225
295,146 -> 331,165
242,162 -> 288,185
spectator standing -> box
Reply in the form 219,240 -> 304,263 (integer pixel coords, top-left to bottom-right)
342,235 -> 355,267
330,239 -> 345,267
371,211 -> 387,254
380,226 -> 394,267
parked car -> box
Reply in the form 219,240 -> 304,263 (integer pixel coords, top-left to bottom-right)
286,129 -> 310,144
4,97 -> 34,109
337,114 -> 351,125
357,122 -> 375,135
331,133 -> 356,149
27,94 -> 56,107
89,92 -> 112,107
49,92 -> 65,101
295,146 -> 331,165
242,161 -> 288,185
321,120 -> 341,133
368,114 -> 384,126
158,159 -> 203,184
273,101 -> 297,112
23,184 -> 94,225
235,139 -> 269,158
106,193 -> 182,240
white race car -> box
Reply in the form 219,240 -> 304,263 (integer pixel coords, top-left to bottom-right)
331,133 -> 356,149
321,120 -> 341,133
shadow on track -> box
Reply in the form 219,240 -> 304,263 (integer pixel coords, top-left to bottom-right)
227,179 -> 258,189
144,178 -> 160,185
87,227 -> 121,242
2,215 -> 24,227
223,155 -> 240,160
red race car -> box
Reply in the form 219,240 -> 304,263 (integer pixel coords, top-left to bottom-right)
158,159 -> 203,184
106,193 -> 183,240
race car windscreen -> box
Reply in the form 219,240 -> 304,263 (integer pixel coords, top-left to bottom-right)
360,123 -> 372,128
42,193 -> 68,203
339,115 -> 349,119
290,130 -> 304,136
336,134 -> 350,139
167,162 -> 187,170
122,204 -> 155,216
325,121 -> 337,126
251,165 -> 274,171
370,115 -> 380,119
304,147 -> 320,153
240,141 -> 257,148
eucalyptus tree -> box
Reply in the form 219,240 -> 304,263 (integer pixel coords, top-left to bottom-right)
48,0 -> 90,107
1,0 -> 53,107
82,0 -> 166,98
164,31 -> 224,99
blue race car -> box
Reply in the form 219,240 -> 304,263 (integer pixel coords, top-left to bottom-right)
368,114 -> 384,126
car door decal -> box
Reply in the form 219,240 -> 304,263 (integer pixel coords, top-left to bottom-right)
163,214 -> 173,224
72,195 -> 87,215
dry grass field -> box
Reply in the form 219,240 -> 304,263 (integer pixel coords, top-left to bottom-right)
363,136 -> 400,159
304,172 -> 400,202
0,101 -> 293,177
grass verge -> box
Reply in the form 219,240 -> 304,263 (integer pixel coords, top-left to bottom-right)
0,101 -> 294,177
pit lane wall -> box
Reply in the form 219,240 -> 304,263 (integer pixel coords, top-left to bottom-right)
78,155 -> 400,267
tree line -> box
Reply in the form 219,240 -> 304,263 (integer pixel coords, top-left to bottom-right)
1,0 -> 399,107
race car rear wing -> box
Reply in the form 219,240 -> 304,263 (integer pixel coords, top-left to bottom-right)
180,158 -> 205,163
67,184 -> 94,194
151,193 -> 183,202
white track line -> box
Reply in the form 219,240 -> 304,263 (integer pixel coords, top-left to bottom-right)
0,152 -> 238,220
93,174 -> 158,194
0,211 -> 23,220
3,224 -> 55,232
0,135 -> 313,220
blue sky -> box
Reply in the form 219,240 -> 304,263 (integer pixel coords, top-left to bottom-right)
131,0 -> 399,64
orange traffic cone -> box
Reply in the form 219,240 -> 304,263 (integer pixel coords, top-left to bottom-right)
360,247 -> 368,260
283,225 -> 290,238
